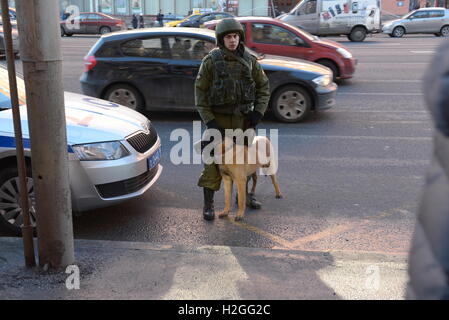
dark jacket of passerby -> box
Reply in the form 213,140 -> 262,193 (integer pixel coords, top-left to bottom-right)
407,40 -> 449,299
194,18 -> 270,220
157,12 -> 164,26
139,15 -> 144,28
132,14 -> 138,29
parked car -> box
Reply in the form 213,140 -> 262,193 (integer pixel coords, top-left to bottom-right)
162,13 -> 185,24
382,7 -> 449,38
0,66 -> 162,235
177,12 -> 234,28
80,28 -> 337,123
0,7 -> 16,21
0,25 -> 20,56
60,12 -> 126,37
165,13 -> 201,27
204,17 -> 356,80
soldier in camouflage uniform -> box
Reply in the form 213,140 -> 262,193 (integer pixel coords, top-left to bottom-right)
195,18 -> 271,221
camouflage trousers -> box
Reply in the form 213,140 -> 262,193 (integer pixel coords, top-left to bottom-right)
197,113 -> 247,191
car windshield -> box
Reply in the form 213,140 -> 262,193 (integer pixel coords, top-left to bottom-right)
99,13 -> 114,19
402,10 -> 416,19
186,14 -> 201,21
280,21 -> 318,41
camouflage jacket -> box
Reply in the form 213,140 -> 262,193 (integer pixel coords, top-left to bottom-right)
195,46 -> 270,124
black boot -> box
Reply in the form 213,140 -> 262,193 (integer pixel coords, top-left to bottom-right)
247,192 -> 262,209
203,187 -> 215,221
235,179 -> 262,209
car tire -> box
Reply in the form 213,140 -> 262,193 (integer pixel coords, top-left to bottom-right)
440,25 -> 449,37
99,26 -> 111,35
317,59 -> 339,81
348,26 -> 366,42
0,163 -> 36,236
392,26 -> 405,38
271,85 -> 311,123
103,84 -> 144,112
65,32 -> 73,37
60,27 -> 65,37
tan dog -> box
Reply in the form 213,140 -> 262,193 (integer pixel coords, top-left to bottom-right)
216,135 -> 282,221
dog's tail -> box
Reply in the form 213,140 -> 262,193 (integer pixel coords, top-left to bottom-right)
254,136 -> 278,176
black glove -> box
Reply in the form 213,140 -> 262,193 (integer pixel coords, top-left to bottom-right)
206,119 -> 225,136
248,111 -> 263,128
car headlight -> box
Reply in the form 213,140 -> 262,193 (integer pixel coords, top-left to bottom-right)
73,141 -> 130,161
312,74 -> 332,87
336,47 -> 352,59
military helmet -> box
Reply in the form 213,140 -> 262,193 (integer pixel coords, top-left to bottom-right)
215,18 -> 245,47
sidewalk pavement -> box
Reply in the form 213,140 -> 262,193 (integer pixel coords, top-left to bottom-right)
0,237 -> 408,300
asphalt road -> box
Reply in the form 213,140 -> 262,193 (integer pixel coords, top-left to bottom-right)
2,33 -> 444,257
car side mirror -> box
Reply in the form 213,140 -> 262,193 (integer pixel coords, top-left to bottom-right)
294,38 -> 303,46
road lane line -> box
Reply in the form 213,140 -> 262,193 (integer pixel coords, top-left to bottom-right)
281,134 -> 431,141
410,50 -> 435,54
290,221 -> 369,248
337,92 -> 424,96
353,79 -> 422,83
290,207 -> 411,250
226,217 -> 293,249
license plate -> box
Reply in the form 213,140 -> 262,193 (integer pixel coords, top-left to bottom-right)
147,148 -> 161,170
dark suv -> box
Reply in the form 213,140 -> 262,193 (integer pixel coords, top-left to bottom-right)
80,28 -> 337,123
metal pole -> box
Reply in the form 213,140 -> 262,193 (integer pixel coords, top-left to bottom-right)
0,0 -> 36,268
15,0 -> 75,268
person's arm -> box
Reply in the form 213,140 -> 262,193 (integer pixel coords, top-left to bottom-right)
195,57 -> 215,124
252,58 -> 270,116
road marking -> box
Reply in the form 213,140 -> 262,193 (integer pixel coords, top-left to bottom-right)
410,50 -> 435,54
280,156 -> 430,167
281,134 -> 431,141
358,62 -> 428,65
225,207 -> 413,255
226,217 -> 294,249
290,221 -> 369,249
353,79 -> 422,83
337,92 -> 423,96
327,110 -> 427,113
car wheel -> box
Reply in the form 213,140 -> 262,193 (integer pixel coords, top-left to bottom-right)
60,27 -> 65,37
348,26 -> 366,42
0,164 -> 36,236
440,25 -> 449,37
271,85 -> 311,123
317,59 -> 338,81
65,32 -> 73,37
104,84 -> 144,112
100,26 -> 111,35
392,26 -> 405,38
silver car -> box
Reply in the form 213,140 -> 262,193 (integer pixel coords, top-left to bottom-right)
0,67 -> 162,235
382,7 -> 449,38
0,23 -> 20,56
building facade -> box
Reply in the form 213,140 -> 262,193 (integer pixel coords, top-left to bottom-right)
54,0 -> 273,16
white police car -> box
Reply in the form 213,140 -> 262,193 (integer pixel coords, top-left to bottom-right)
0,67 -> 162,235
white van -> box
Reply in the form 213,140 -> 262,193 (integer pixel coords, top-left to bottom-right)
279,0 -> 381,41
